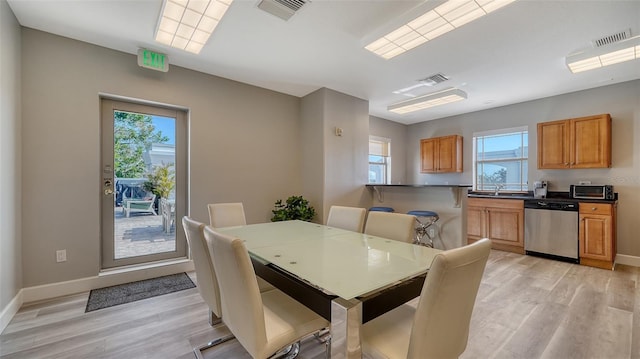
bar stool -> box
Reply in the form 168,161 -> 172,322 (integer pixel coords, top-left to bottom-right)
369,207 -> 395,212
407,210 -> 441,248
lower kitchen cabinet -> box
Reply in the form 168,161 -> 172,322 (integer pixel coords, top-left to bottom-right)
579,202 -> 616,269
467,198 -> 524,254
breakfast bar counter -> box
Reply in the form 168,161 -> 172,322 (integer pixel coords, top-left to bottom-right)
365,184 -> 472,249
366,184 -> 472,208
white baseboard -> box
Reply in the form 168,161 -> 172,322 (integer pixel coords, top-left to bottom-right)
22,259 -> 194,304
1,260 -> 194,333
0,289 -> 23,334
615,254 -> 640,268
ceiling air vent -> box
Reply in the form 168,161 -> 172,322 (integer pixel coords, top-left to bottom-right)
418,73 -> 449,86
592,29 -> 631,47
257,0 -> 308,21
392,73 -> 450,95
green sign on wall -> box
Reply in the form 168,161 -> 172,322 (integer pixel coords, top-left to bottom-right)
137,49 -> 169,72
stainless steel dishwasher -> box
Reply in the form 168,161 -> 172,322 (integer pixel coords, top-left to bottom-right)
524,199 -> 579,263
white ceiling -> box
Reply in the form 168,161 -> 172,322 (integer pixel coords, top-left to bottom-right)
7,0 -> 640,125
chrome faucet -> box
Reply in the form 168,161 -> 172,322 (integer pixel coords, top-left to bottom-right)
494,184 -> 504,196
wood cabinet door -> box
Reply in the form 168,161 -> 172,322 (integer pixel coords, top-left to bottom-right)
466,206 -> 485,242
437,135 -> 462,173
570,114 -> 611,168
538,120 -> 569,169
485,207 -> 524,247
420,138 -> 437,173
579,214 -> 612,261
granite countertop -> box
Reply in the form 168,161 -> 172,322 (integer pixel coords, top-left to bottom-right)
365,184 -> 473,188
467,191 -> 618,203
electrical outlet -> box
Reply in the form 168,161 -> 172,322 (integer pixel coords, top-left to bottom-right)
428,228 -> 435,237
56,250 -> 67,263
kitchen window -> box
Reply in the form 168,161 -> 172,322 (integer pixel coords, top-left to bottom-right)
369,136 -> 390,184
473,126 -> 528,192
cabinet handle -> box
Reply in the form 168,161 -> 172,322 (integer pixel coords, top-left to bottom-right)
564,163 -> 569,166
592,207 -> 597,211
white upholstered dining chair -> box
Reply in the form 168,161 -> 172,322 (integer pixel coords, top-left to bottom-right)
208,202 -> 246,228
183,216 -> 277,356
361,238 -> 491,359
364,211 -> 416,243
206,203 -> 274,292
326,205 -> 367,233
204,227 -> 330,359
182,216 -> 235,353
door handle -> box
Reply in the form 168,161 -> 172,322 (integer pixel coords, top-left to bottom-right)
104,179 -> 114,195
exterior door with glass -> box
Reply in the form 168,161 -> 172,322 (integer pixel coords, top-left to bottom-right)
100,98 -> 187,269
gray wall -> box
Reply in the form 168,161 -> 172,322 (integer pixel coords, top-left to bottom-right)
301,88 -> 370,223
405,80 -> 640,257
20,28 -> 303,287
369,115 -> 407,185
322,89 -> 370,222
0,0 -> 22,314
300,89 -> 325,221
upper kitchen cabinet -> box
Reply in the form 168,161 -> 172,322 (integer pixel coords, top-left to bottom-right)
537,114 -> 611,169
420,135 -> 463,173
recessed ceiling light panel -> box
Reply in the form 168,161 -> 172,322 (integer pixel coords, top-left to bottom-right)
155,0 -> 234,54
566,34 -> 640,73
365,0 -> 516,60
388,88 -> 467,114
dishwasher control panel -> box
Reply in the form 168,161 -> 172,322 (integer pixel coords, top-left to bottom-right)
524,200 -> 578,211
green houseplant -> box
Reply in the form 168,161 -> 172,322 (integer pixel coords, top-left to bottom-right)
271,195 -> 316,222
143,163 -> 175,212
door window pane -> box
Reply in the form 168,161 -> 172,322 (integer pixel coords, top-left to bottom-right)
114,111 -> 176,259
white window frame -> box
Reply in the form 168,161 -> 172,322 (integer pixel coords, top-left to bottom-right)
368,136 -> 391,184
473,126 -> 528,192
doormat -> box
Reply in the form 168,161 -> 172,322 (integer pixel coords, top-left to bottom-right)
85,272 -> 195,312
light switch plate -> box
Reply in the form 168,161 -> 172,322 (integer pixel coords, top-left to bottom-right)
56,250 -> 67,263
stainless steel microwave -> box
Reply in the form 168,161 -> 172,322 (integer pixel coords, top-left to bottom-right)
570,184 -> 614,200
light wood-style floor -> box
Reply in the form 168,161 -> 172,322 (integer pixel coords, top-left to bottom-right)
1,250 -> 639,359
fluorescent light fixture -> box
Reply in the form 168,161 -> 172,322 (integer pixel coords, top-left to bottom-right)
566,35 -> 640,73
155,0 -> 233,54
388,88 -> 467,114
365,0 -> 515,59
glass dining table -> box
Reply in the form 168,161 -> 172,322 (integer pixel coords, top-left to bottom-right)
218,220 -> 442,358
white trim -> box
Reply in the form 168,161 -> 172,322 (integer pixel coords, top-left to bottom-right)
369,135 -> 391,143
614,254 -> 640,268
472,125 -> 529,138
0,289 -> 23,334
1,260 -> 193,333
22,260 -> 193,304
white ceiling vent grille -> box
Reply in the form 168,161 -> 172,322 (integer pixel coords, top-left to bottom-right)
418,73 -> 449,86
392,73 -> 450,96
257,0 -> 308,21
592,29 -> 631,47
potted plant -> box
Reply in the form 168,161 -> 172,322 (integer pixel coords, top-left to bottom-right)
271,195 -> 316,222
143,162 -> 175,213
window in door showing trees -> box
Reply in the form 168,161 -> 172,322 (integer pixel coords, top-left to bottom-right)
473,127 -> 528,192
